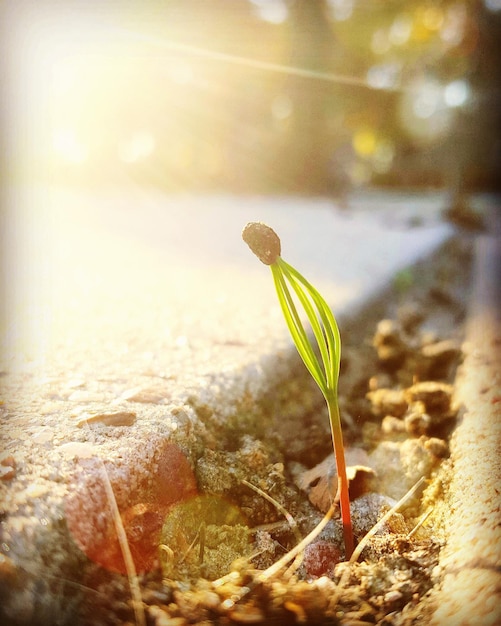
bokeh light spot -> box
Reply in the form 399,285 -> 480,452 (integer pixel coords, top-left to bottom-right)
412,8 -> 433,42
399,77 -> 454,145
444,79 -> 470,107
328,0 -> 354,22
441,3 -> 467,46
366,62 -> 401,90
422,6 -> 444,30
485,0 -> 501,11
389,14 -> 413,46
250,0 -> 288,24
371,29 -> 391,55
353,129 -> 377,157
413,81 -> 442,119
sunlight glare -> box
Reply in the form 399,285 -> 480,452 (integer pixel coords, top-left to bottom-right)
52,129 -> 88,164
167,61 -> 194,85
118,132 -> 156,164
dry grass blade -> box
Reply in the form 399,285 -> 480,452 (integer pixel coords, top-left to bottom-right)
82,424 -> 146,626
98,461 -> 146,626
257,504 -> 337,583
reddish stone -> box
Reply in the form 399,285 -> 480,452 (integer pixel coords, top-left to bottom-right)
303,540 -> 342,578
65,440 -> 198,574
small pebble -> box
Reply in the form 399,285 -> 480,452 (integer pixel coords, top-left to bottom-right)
76,411 -> 136,427
404,381 -> 453,414
372,319 -> 408,367
421,339 -> 460,361
0,455 -> 16,481
58,441 -> 97,459
367,388 -> 408,418
32,428 -> 55,444
381,416 -> 406,436
228,603 -> 264,623
424,437 -> 449,458
404,412 -> 431,436
24,483 -> 49,499
148,605 -> 184,626
384,589 -> 403,604
303,540 -> 342,578
0,552 -> 20,586
122,387 -> 169,404
66,378 -> 86,389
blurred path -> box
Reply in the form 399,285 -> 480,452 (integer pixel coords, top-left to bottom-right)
1,185 -> 453,379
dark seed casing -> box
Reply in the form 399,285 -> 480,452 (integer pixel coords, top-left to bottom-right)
242,222 -> 281,265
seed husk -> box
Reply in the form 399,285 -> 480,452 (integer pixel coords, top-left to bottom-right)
242,222 -> 281,265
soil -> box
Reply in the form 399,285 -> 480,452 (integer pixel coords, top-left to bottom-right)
53,236 -> 473,626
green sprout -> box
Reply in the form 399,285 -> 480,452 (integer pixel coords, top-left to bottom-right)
242,221 -> 354,559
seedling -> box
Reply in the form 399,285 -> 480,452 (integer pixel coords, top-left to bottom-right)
242,222 -> 354,558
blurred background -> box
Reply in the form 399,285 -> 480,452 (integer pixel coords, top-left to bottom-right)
2,0 -> 500,196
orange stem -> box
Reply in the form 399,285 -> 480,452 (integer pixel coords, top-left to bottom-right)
327,395 -> 354,559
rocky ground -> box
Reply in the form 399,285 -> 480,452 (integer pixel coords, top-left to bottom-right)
1,192 -> 499,626
2,237 -> 474,626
